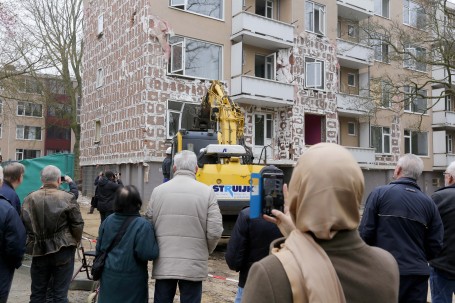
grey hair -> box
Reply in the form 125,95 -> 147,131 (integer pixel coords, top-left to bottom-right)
397,154 -> 424,180
173,150 -> 197,173
41,165 -> 61,183
0,166 -> 3,183
446,161 -> 455,177
4,162 -> 25,182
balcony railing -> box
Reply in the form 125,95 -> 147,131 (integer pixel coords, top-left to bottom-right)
230,75 -> 294,107
434,153 -> 455,167
336,39 -> 374,69
337,93 -> 374,116
231,12 -> 294,50
344,146 -> 376,164
433,111 -> 455,128
337,0 -> 374,20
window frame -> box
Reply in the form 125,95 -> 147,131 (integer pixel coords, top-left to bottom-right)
371,125 -> 391,154
305,57 -> 325,90
347,73 -> 356,87
403,45 -> 426,72
97,14 -> 104,37
404,129 -> 428,156
253,113 -> 274,146
96,68 -> 104,88
169,0 -> 224,20
166,100 -> 200,139
371,34 -> 390,63
381,81 -> 392,108
305,1 -> 326,36
347,121 -> 356,136
17,101 -> 43,117
374,0 -> 390,18
168,35 -> 222,80
403,86 -> 427,113
16,125 -> 42,140
447,134 -> 453,153
403,0 -> 426,29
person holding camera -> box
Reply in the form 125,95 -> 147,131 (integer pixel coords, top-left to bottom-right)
241,143 -> 399,303
21,165 -> 83,303
97,171 -> 123,223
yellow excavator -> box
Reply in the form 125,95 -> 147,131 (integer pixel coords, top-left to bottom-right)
172,80 -> 264,235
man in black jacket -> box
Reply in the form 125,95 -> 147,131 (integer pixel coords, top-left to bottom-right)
359,154 -> 443,303
430,162 -> 455,303
225,207 -> 282,303
96,171 -> 123,223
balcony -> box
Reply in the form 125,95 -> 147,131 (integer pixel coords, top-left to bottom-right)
337,93 -> 374,117
337,39 -> 374,69
345,146 -> 376,164
337,0 -> 374,21
230,75 -> 294,107
231,11 -> 294,50
434,153 -> 455,168
433,111 -> 455,130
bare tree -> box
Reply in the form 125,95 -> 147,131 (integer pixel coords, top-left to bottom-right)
359,0 -> 455,125
13,0 -> 83,178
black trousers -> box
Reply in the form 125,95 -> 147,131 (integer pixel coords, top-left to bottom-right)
399,275 -> 429,303
154,279 -> 202,303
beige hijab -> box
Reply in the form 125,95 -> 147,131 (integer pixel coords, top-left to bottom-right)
273,143 -> 364,303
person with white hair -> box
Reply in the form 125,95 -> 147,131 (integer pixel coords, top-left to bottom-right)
21,165 -> 84,303
0,165 -> 26,303
359,154 -> 443,303
146,150 -> 223,302
429,161 -> 455,303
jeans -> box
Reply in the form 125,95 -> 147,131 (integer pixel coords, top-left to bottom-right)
234,287 -> 244,303
154,279 -> 202,303
30,246 -> 76,303
430,267 -> 455,303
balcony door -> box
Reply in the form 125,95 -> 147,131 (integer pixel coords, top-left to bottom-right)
255,53 -> 276,80
253,113 -> 273,160
256,0 -> 274,19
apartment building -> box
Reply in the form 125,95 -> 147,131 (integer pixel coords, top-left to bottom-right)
80,0 -> 444,199
0,75 -> 73,162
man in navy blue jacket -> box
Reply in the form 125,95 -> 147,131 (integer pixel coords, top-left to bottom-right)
429,161 -> 455,303
0,166 -> 26,303
0,162 -> 25,215
359,154 -> 443,303
225,207 -> 282,303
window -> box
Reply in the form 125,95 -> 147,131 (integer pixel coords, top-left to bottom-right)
403,86 -> 427,113
18,78 -> 42,94
169,36 -> 222,80
47,149 -> 70,155
97,14 -> 104,37
403,0 -> 426,29
347,73 -> 356,87
381,81 -> 392,108
47,103 -> 72,117
371,126 -> 391,153
374,0 -> 389,18
16,125 -> 42,140
255,53 -> 276,80
305,57 -> 325,90
17,102 -> 43,117
46,125 -> 71,140
348,122 -> 356,136
170,0 -> 223,19
95,121 -> 101,143
404,130 -> 428,155
254,114 -> 273,146
447,134 -> 453,153
445,94 -> 455,111
96,68 -> 104,88
167,100 -> 200,138
16,149 -> 41,160
347,25 -> 357,38
305,1 -> 325,35
403,45 -> 426,72
371,34 -> 389,63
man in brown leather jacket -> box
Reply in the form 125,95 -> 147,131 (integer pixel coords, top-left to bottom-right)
21,165 -> 84,303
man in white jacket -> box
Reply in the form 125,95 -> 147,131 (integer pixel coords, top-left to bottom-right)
146,150 -> 223,303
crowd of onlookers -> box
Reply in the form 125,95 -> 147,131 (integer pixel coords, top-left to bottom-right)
0,143 -> 454,303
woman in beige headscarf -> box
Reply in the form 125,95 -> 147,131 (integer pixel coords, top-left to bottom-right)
241,143 -> 399,303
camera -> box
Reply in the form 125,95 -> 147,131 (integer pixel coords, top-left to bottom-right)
250,165 -> 284,218
60,176 -> 66,182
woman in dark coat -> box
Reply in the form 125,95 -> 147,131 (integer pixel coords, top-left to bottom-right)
96,185 -> 159,303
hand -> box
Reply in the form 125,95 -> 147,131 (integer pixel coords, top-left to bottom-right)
263,184 -> 295,237
64,176 -> 73,183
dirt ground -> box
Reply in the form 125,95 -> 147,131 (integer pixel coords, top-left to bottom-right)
70,196 -> 238,303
